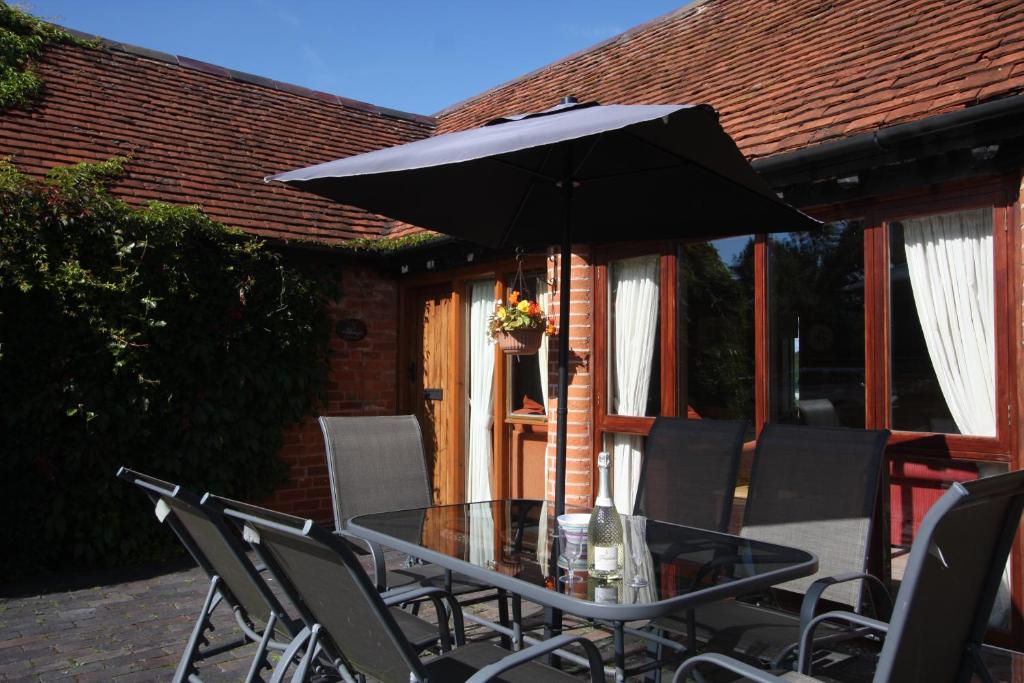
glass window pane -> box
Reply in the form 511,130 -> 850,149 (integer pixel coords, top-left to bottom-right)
889,208 -> 995,435
609,256 -> 660,417
770,221 -> 866,428
506,274 -> 548,418
681,236 -> 755,431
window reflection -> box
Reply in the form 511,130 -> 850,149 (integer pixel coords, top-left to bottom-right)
680,236 -> 755,428
507,274 -> 548,418
769,221 -> 866,428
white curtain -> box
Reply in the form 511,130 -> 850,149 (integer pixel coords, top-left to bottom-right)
536,275 -> 551,415
610,256 -> 660,513
467,280 -> 496,502
903,208 -> 994,436
468,502 -> 496,568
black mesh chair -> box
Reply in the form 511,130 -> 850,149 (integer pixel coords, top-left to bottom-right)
116,468 -> 304,683
319,416 -> 509,633
210,494 -> 607,683
650,424 -> 891,673
634,416 -> 747,531
674,468 -> 1024,683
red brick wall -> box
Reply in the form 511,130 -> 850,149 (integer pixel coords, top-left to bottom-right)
262,262 -> 398,522
544,247 -> 595,508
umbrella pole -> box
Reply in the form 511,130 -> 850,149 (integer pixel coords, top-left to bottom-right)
554,185 -> 572,519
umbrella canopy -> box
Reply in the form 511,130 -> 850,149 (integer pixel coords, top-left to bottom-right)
269,100 -> 819,246
268,99 -> 821,516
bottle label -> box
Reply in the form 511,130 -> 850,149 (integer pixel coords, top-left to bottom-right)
594,545 -> 619,572
595,584 -> 618,604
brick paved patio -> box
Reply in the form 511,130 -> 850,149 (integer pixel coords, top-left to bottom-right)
1,554 -> 1019,682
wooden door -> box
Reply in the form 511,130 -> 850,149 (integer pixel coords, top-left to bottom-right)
403,285 -> 462,505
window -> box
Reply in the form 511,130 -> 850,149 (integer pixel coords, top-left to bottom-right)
770,221 -> 866,428
608,255 -> 661,418
888,208 -> 995,436
506,274 -> 549,420
681,236 -> 755,427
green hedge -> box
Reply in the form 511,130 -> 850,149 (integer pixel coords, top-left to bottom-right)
0,158 -> 336,579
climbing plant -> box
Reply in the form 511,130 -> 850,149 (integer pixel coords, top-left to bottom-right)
0,158 -> 337,578
0,2 -> 90,111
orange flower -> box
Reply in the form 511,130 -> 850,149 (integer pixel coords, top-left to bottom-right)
509,290 -> 520,305
528,302 -> 540,317
545,323 -> 556,335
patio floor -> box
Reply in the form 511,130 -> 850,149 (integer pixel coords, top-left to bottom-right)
0,551 -> 1018,682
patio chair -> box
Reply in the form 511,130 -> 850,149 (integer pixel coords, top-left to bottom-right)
116,467 -> 305,683
648,424 -> 890,674
211,494 -> 608,683
672,468 -> 1024,683
634,416 -> 747,531
320,415 -> 510,633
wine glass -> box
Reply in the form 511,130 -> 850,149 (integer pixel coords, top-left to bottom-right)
558,527 -> 584,584
627,515 -> 649,588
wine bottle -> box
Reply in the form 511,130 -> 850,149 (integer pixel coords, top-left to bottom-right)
587,451 -> 624,579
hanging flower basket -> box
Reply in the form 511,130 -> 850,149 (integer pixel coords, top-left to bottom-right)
495,327 -> 544,355
487,288 -> 554,356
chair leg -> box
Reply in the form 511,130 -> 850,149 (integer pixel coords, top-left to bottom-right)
244,611 -> 278,683
173,575 -> 222,683
290,625 -> 322,683
497,588 -> 512,649
269,627 -> 312,683
644,628 -> 663,683
512,593 -> 523,651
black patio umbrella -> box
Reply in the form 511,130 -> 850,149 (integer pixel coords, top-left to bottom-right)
268,98 -> 820,516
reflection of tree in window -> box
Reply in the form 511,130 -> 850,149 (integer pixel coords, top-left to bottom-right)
681,239 -> 754,423
769,222 -> 865,428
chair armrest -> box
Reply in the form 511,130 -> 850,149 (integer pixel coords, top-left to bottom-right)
465,633 -> 606,683
797,610 -> 888,675
383,586 -> 465,647
672,652 -> 791,683
799,572 -> 892,634
338,530 -> 389,591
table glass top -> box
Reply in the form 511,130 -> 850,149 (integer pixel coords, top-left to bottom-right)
350,500 -> 815,608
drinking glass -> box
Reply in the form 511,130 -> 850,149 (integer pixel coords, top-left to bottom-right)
627,515 -> 649,588
558,528 -> 584,584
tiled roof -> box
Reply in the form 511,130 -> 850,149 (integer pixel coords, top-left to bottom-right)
436,0 -> 1024,160
0,40 -> 435,244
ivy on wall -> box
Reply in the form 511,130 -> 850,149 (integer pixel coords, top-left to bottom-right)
0,158 -> 337,578
0,2 -> 91,111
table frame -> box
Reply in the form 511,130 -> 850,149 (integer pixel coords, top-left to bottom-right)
349,500 -> 817,681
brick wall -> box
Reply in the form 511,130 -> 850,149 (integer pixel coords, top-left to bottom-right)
262,262 -> 399,522
543,247 -> 595,509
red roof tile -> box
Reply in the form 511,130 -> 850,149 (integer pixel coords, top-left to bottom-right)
436,0 -> 1024,161
0,42 -> 434,244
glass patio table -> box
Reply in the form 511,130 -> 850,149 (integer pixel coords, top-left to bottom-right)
348,499 -> 817,681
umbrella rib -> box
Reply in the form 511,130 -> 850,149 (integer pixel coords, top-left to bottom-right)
571,133 -> 604,180
620,130 -> 811,218
579,163 -> 683,184
496,147 -> 556,247
486,156 -> 560,184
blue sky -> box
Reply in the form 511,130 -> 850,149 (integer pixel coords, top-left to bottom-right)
21,1 -> 686,115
